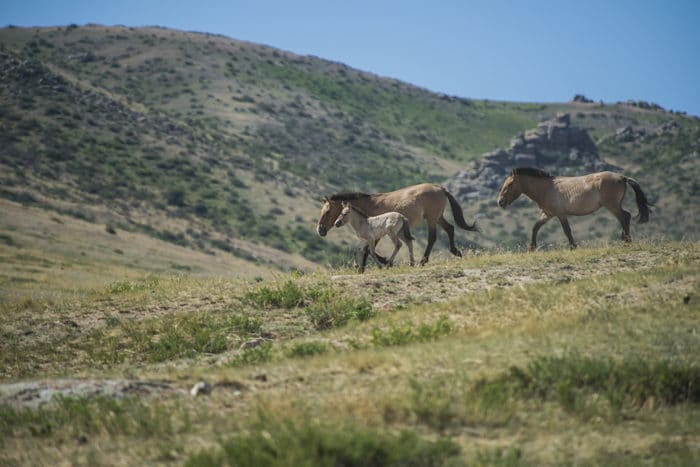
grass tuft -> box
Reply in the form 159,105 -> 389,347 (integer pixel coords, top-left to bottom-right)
244,279 -> 305,308
371,316 -> 451,347
286,341 -> 328,358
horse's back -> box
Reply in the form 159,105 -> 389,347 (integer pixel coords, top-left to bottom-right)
553,172 -> 626,215
380,183 -> 446,226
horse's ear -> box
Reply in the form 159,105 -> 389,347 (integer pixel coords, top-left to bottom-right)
321,196 -> 329,203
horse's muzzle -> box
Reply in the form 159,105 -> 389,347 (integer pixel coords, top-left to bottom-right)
497,198 -> 507,209
317,225 -> 327,237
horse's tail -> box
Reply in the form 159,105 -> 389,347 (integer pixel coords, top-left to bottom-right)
399,217 -> 414,242
443,188 -> 479,231
624,176 -> 652,223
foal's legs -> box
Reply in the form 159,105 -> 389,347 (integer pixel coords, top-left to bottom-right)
530,212 -> 552,252
420,223 -> 437,265
360,244 -> 388,271
367,240 -> 384,268
438,216 -> 461,257
558,216 -> 577,249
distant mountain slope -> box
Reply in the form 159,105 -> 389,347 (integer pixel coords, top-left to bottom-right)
1,25 -> 698,269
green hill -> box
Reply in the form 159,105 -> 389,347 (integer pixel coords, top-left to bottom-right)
1,24 -> 698,277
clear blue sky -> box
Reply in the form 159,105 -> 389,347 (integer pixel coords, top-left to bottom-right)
3,0 -> 700,116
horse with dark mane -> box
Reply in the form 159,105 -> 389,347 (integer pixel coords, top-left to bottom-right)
497,167 -> 651,251
317,183 -> 477,268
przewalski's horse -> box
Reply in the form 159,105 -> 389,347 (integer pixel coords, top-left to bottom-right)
334,202 -> 415,272
317,183 -> 477,268
497,167 -> 651,251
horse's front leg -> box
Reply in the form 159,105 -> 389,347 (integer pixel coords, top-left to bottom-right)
558,216 -> 577,249
438,217 -> 461,257
530,213 -> 552,252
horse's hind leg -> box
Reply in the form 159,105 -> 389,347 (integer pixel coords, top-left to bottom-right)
606,206 -> 632,242
557,216 -> 577,249
420,223 -> 437,265
530,212 -> 552,252
386,233 -> 402,267
438,216 -> 461,257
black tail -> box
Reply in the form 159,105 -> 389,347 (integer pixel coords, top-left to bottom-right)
444,189 -> 479,231
400,220 -> 414,242
625,177 -> 652,223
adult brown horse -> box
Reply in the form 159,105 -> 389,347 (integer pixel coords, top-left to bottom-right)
317,183 -> 477,268
497,167 -> 651,251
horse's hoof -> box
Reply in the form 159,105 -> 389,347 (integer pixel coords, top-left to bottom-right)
450,248 -> 462,257
420,258 -> 429,266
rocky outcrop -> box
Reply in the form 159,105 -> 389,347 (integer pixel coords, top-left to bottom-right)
572,94 -> 594,103
444,113 -> 622,200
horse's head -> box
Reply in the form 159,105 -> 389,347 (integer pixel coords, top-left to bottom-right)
333,202 -> 352,228
497,172 -> 522,208
317,197 -> 343,237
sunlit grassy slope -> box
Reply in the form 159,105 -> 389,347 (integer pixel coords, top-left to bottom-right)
1,242 -> 698,466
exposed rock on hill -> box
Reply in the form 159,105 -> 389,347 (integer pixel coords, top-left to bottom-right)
444,113 -> 621,200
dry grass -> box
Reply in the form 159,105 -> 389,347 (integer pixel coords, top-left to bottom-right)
0,242 -> 698,466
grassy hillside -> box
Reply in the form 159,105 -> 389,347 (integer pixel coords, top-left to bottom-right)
2,24 -> 697,271
1,242 -> 698,465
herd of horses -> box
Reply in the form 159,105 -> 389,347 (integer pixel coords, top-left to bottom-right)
316,168 -> 652,272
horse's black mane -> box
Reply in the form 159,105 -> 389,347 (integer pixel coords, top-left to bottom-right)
512,167 -> 554,179
329,192 -> 371,201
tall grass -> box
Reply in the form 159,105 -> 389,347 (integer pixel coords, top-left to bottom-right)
0,396 -> 187,440
474,354 -> 700,419
185,414 -> 463,467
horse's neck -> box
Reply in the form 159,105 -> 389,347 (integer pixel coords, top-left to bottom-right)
521,176 -> 555,204
352,195 -> 383,215
347,210 -> 372,237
